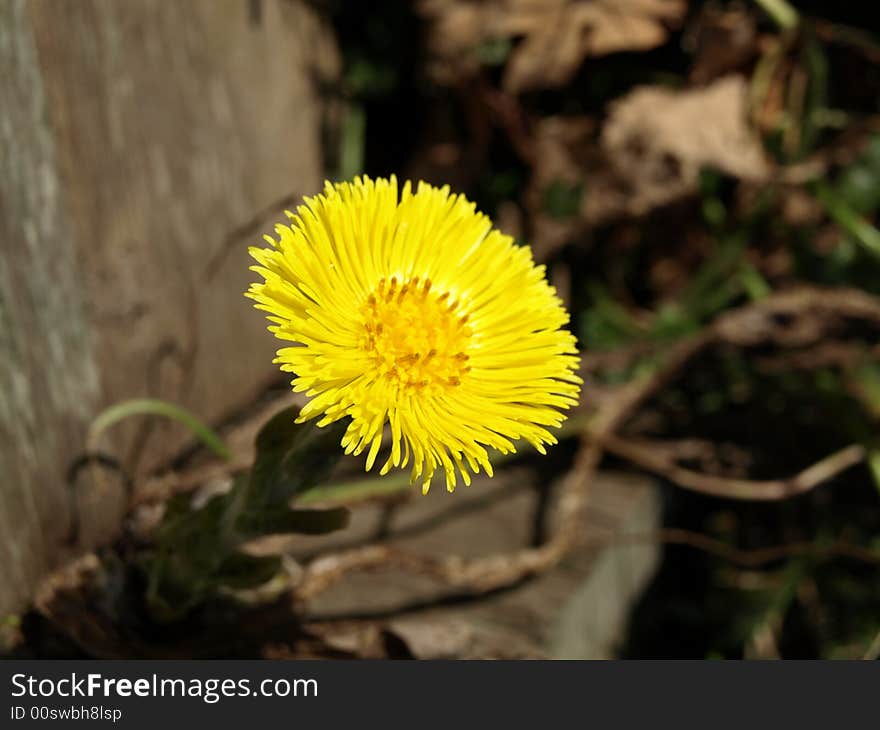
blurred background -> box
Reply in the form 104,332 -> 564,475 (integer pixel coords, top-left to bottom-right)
2,0 -> 880,658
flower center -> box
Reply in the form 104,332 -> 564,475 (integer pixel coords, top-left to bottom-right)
361,276 -> 472,392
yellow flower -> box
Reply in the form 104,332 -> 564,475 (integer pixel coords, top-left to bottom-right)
247,176 -> 581,492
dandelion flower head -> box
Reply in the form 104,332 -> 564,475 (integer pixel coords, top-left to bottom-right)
247,176 -> 581,492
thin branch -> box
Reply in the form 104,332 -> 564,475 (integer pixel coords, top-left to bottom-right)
293,524 -> 880,610
600,435 -> 866,501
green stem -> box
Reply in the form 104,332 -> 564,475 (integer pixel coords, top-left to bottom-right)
88,398 -> 231,461
299,470 -> 412,506
814,182 -> 880,261
739,262 -> 772,301
867,449 -> 880,497
338,104 -> 366,180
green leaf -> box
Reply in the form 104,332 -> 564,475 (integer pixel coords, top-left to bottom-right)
250,406 -> 348,507
215,553 -> 283,591
140,408 -> 351,621
240,507 -> 351,537
815,181 -> 880,262
836,162 -> 880,215
143,485 -> 245,620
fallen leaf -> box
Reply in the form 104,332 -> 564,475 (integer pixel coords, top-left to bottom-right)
420,0 -> 688,92
526,75 -> 771,254
601,75 -> 770,212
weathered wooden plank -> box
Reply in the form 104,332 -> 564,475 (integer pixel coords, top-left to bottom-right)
0,0 -> 337,616
0,0 -> 101,622
259,470 -> 660,658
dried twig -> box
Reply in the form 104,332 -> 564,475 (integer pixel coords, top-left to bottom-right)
600,435 -> 866,501
294,524 -> 880,608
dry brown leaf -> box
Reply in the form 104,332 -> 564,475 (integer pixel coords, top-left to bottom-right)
420,0 -> 687,92
526,75 -> 770,254
601,75 -> 770,212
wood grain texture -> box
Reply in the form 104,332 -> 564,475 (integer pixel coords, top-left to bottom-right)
0,0 -> 101,622
0,0 -> 337,616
